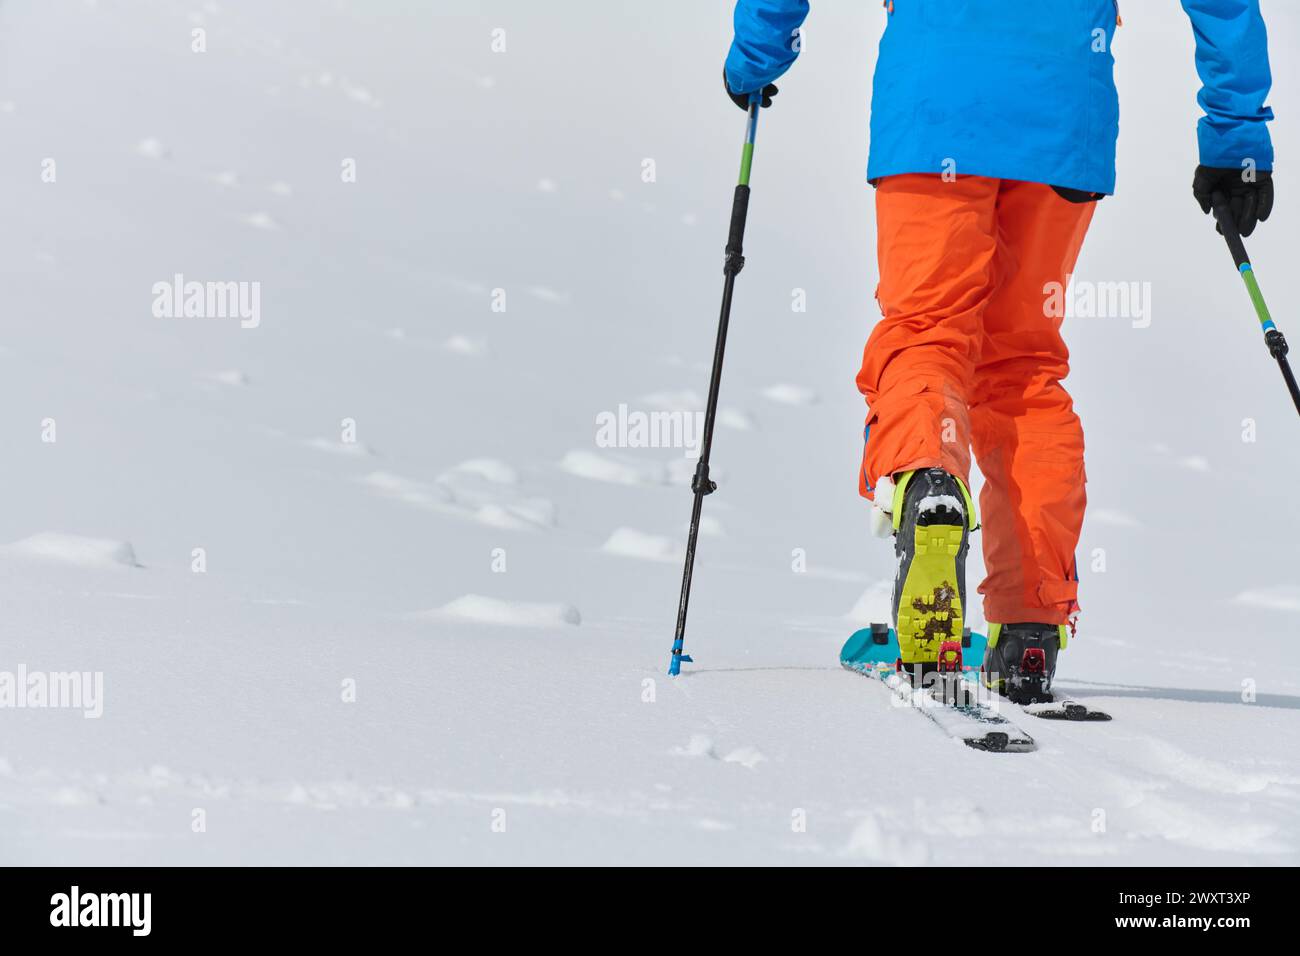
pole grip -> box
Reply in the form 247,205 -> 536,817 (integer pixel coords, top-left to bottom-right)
726,185 -> 750,259
1211,194 -> 1250,269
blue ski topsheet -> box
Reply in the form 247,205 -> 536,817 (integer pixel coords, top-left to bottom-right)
840,627 -> 986,678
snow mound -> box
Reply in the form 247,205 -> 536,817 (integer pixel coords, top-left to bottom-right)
843,813 -> 930,866
722,746 -> 767,769
302,437 -> 375,457
560,450 -> 658,485
528,286 -> 569,304
1233,585 -> 1300,612
717,407 -> 755,431
6,533 -> 141,569
442,334 -> 486,356
452,458 -> 517,485
641,389 -> 703,412
202,369 -> 250,387
698,515 -> 725,537
438,465 -> 554,530
427,594 -> 580,628
361,471 -> 452,509
362,467 -> 554,531
1088,508 -> 1142,528
135,137 -> 169,159
241,211 -> 280,231
670,736 -> 766,769
670,734 -> 717,758
761,383 -> 820,406
601,527 -> 680,562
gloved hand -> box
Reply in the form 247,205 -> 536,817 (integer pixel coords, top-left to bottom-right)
1193,165 -> 1274,236
724,67 -> 778,111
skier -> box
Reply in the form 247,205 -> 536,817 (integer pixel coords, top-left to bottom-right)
724,1 -> 1275,702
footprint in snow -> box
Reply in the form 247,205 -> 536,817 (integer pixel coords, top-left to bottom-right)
670,735 -> 765,769
361,459 -> 553,531
671,734 -> 718,758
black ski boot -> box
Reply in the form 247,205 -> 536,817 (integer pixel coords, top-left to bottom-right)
982,623 -> 1065,704
891,468 -> 972,685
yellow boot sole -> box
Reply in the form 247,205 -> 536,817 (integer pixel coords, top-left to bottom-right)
896,522 -> 965,664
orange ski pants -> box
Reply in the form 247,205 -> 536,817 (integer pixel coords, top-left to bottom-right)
857,175 -> 1095,626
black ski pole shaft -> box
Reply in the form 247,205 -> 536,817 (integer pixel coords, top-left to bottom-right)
1211,193 -> 1300,417
667,102 -> 760,677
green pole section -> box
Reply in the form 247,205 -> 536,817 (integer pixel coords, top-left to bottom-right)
737,102 -> 759,186
738,142 -> 754,187
1240,268 -> 1275,331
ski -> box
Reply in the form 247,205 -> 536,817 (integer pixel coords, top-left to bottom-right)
1021,699 -> 1112,722
841,656 -> 1036,752
844,624 -> 1114,722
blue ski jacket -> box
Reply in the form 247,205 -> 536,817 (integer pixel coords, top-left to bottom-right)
724,0 -> 1274,195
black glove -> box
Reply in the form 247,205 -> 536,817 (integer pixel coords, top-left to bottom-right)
724,67 -> 778,111
1193,165 -> 1274,237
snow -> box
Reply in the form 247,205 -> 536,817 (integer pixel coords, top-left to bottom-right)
2,0 -> 1299,865
425,595 -> 581,629
602,527 -> 681,563
761,383 -> 820,406
917,493 -> 963,516
560,450 -> 658,485
5,533 -> 141,570
1233,586 -> 1300,612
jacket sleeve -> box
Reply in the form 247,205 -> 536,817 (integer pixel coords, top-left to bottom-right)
1181,0 -> 1274,170
724,0 -> 811,94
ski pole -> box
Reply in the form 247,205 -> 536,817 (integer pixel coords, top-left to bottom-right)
667,101 -> 760,677
1211,193 -> 1300,417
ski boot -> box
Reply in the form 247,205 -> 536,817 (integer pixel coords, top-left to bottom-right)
982,622 -> 1067,704
887,468 -> 974,692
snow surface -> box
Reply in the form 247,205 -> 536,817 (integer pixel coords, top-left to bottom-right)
1,1 -> 1299,865
917,494 -> 963,516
